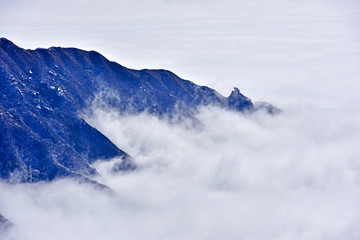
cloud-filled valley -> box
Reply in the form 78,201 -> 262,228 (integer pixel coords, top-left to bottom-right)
1,103 -> 360,239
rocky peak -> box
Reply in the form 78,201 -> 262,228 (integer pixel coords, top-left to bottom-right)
0,37 -> 15,48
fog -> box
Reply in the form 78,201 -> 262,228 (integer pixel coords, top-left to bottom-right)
1,104 -> 360,239
1,0 -> 360,239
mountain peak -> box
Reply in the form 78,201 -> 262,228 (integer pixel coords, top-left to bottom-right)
226,87 -> 253,111
229,87 -> 241,97
0,37 -> 15,48
0,38 -> 278,183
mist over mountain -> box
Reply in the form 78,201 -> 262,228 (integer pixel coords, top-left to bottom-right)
1,0 -> 359,238
0,37 -> 278,183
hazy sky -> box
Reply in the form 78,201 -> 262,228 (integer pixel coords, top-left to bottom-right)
1,1 -> 360,239
1,0 -> 359,106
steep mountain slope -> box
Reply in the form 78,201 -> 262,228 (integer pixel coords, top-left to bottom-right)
0,37 -> 272,182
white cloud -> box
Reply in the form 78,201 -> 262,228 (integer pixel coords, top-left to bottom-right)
1,105 -> 360,239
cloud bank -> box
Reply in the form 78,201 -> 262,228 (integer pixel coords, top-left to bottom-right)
1,104 -> 360,240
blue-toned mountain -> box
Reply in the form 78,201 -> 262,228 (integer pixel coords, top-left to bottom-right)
0,37 -> 275,182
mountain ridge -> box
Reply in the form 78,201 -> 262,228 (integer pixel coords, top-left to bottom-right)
0,37 -> 278,183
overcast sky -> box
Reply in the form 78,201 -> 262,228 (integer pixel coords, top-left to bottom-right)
1,1 -> 360,239
1,0 -> 359,107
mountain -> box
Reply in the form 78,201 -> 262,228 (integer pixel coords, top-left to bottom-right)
0,37 -> 278,183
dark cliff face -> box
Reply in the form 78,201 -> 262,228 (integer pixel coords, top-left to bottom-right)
0,37 -> 256,182
0,38 -> 134,182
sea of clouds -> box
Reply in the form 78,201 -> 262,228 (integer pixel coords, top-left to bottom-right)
1,0 -> 360,239
1,103 -> 360,239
